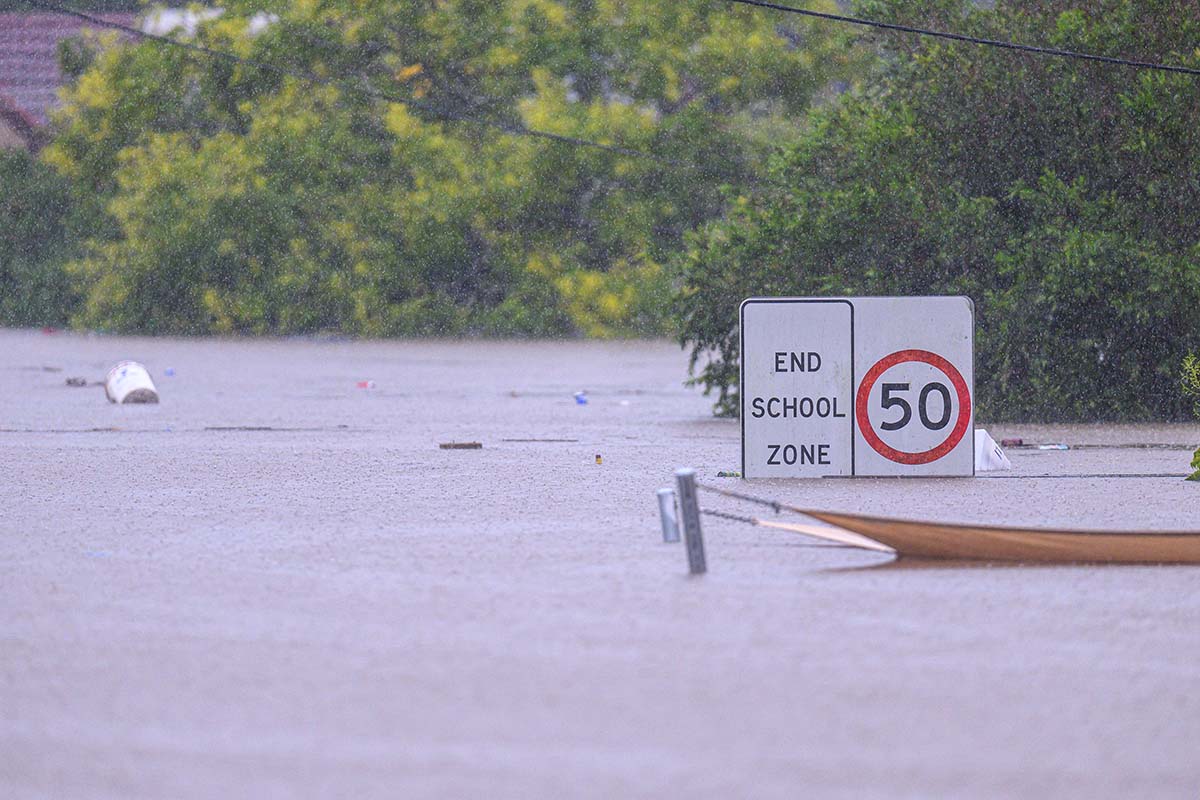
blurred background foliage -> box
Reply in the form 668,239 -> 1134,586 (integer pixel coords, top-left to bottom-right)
2,0 -> 1198,421
1186,355 -> 1200,477
676,0 -> 1200,421
0,150 -> 88,325
20,0 -> 861,336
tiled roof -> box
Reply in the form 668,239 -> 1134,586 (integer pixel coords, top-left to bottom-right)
0,91 -> 42,148
0,12 -> 135,125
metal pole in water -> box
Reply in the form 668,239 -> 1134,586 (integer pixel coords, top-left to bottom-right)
674,468 -> 707,574
657,488 -> 680,543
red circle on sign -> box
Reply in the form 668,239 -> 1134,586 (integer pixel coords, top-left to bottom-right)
855,349 -> 971,465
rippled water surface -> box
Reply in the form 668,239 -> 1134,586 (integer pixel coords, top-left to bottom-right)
3,329 -> 1199,799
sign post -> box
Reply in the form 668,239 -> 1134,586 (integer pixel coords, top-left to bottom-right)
740,297 -> 974,478
674,468 -> 707,574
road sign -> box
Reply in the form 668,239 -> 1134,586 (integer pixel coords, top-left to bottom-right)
740,297 -> 974,478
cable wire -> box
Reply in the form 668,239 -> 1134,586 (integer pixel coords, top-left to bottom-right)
27,0 -> 668,162
701,507 -> 759,526
697,481 -> 790,515
725,0 -> 1200,77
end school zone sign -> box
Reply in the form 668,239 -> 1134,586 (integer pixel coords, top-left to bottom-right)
739,297 -> 975,478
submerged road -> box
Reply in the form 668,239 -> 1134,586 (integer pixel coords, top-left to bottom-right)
2,329 -> 1199,799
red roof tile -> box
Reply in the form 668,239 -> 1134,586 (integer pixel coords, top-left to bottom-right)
0,90 -> 42,148
0,12 -> 136,125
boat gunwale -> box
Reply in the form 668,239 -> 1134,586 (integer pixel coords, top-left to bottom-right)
801,509 -> 1200,539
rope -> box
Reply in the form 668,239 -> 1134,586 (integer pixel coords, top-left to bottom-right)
700,506 -> 888,551
696,482 -> 796,516
700,507 -> 759,526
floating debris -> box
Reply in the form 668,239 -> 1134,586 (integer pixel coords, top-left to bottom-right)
204,426 -> 346,432
716,470 -> 741,478
105,361 -> 159,404
974,429 -> 1012,471
440,441 -> 482,450
595,453 -> 603,465
65,377 -> 89,387
574,391 -> 588,405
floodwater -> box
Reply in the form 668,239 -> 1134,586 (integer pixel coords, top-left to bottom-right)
2,328 -> 1199,799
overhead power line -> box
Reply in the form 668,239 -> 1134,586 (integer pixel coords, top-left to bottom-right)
725,0 -> 1200,77
32,0 -> 1198,168
27,0 -> 667,162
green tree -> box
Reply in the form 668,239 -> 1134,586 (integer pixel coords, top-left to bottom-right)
1185,355 -> 1200,480
46,0 -> 863,336
676,0 -> 1200,420
0,150 -> 86,326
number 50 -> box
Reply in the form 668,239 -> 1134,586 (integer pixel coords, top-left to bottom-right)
880,382 -> 952,431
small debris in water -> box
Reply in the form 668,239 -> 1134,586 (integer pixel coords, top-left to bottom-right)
65,377 -> 89,387
204,426 -> 345,432
1037,444 -> 1070,450
574,391 -> 588,405
501,438 -> 579,443
43,365 -> 63,372
716,471 -> 741,478
440,441 -> 482,449
1000,438 -> 1023,447
356,380 -> 376,389
105,361 -> 159,404
207,426 -> 277,432
595,453 -> 603,465
975,429 -> 1012,471
164,367 -> 176,377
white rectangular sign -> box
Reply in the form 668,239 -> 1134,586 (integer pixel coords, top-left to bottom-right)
740,297 -> 974,478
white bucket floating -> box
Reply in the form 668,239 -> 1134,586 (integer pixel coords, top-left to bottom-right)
105,361 -> 159,404
974,428 -> 1012,471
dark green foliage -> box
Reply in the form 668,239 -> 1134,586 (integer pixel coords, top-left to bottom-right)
1185,355 -> 1200,480
0,150 -> 85,326
676,0 -> 1200,421
44,0 -> 863,337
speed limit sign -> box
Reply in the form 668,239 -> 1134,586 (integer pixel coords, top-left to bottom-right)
740,297 -> 974,478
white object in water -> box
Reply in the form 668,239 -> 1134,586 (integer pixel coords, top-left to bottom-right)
105,361 -> 159,404
657,488 -> 680,543
974,428 -> 1012,471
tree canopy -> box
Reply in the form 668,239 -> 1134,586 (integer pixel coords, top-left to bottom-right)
42,0 -> 862,336
677,0 -> 1200,421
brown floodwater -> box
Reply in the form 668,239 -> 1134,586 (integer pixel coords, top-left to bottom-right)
3,328 -> 1199,799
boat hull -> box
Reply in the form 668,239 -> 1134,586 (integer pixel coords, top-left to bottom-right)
802,510 -> 1200,564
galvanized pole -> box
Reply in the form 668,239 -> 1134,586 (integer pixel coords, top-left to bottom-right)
656,488 -> 680,543
674,468 -> 706,574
